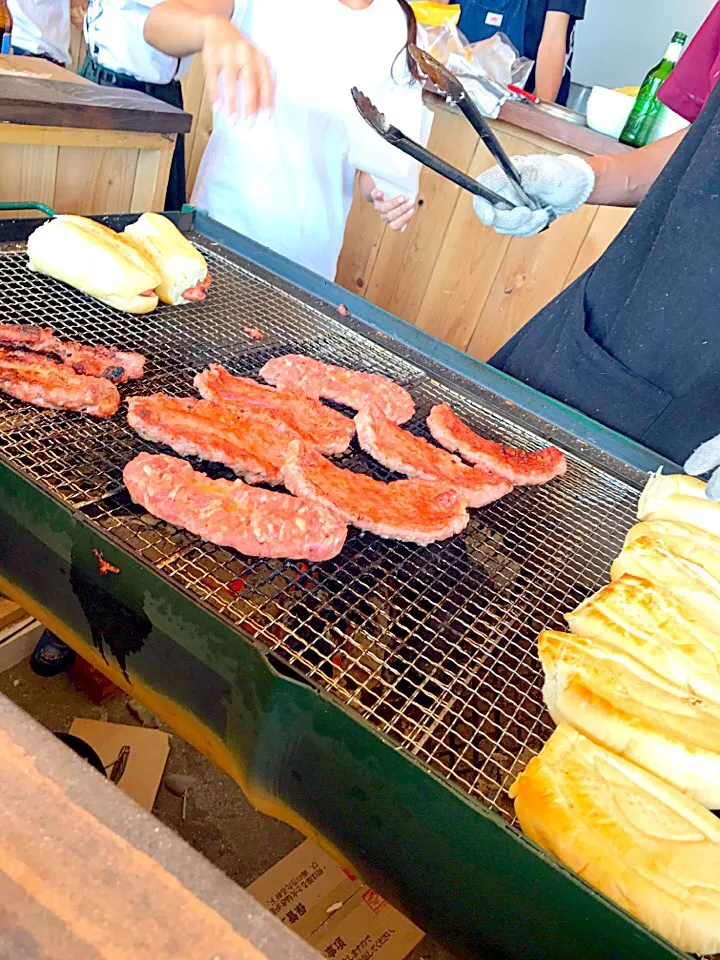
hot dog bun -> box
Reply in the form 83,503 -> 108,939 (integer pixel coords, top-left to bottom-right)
539,628 -> 720,808
638,469 -> 720,537
27,216 -> 160,315
611,534 -> 720,628
565,574 -> 720,705
124,213 -> 209,306
509,725 -> 720,955
623,518 -> 720,582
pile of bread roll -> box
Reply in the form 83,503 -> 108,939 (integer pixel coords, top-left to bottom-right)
510,470 -> 720,956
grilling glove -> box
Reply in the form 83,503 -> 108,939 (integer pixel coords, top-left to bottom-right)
473,155 -> 596,237
684,433 -> 720,501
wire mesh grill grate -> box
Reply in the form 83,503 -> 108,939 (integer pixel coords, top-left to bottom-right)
0,237 -> 640,828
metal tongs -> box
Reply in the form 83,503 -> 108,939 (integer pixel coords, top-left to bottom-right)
351,46 -> 555,225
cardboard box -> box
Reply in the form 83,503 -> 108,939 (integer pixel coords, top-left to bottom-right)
249,840 -> 423,960
69,719 -> 170,811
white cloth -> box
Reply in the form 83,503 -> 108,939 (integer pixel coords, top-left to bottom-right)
192,0 -> 430,281
9,0 -> 71,64
684,434 -> 720,501
85,0 -> 190,83
473,154 -> 595,238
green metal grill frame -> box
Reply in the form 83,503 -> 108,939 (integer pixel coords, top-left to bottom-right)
0,211 -> 695,960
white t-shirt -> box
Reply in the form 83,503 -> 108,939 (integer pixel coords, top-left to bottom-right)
85,0 -> 190,83
192,0 -> 431,282
9,0 -> 71,64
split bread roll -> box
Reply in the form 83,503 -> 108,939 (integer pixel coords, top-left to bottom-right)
124,213 -> 209,305
638,468 -> 720,538
510,725 -> 720,955
624,518 -> 720,582
566,574 -> 720,706
27,215 -> 161,314
611,535 -> 720,629
539,629 -> 720,807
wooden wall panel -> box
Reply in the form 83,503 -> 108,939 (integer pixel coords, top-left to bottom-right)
565,205 -> 633,286
185,84 -> 213,200
362,106 -> 478,324
131,142 -> 176,212
180,58 -> 216,200
69,24 -> 86,72
0,33 -> 177,219
334,177 -> 387,299
412,132 -> 530,351
181,55 -> 207,184
54,146 -> 139,214
0,144 -> 58,216
465,202 -> 596,361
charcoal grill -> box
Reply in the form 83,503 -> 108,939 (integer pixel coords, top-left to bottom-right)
0,211 -> 694,960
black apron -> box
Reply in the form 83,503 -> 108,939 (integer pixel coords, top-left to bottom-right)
490,78 -> 720,465
458,0 -> 530,52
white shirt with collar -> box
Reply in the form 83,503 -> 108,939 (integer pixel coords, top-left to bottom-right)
9,0 -> 71,65
85,0 -> 190,84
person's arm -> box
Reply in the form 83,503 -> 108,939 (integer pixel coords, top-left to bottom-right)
534,11 -> 570,102
586,127 -> 688,206
144,0 -> 272,117
473,128 -> 687,236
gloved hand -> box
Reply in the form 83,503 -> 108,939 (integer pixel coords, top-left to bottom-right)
473,154 -> 596,237
684,433 -> 720,501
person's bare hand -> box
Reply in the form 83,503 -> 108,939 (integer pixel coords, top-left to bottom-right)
70,0 -> 87,29
371,189 -> 416,232
201,15 -> 273,119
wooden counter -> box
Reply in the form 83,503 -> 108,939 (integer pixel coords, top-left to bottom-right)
0,56 -> 190,217
336,96 -> 634,361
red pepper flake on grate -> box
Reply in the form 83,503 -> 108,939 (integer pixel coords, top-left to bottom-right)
93,549 -> 120,576
229,578 -> 245,593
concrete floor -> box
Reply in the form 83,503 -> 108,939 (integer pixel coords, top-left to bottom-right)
0,659 -> 455,960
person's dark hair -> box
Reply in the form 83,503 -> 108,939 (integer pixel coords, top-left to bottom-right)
395,0 -> 421,81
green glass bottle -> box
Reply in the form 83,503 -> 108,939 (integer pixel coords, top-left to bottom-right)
620,31 -> 687,147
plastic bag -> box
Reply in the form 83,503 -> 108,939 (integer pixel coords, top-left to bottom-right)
416,21 -> 470,66
409,2 -> 460,27
416,23 -> 534,117
445,53 -> 508,117
467,33 -> 533,90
